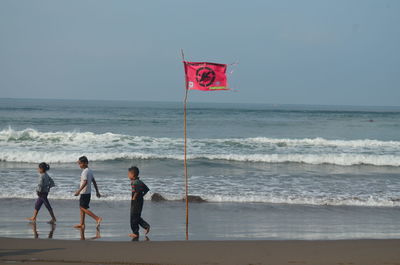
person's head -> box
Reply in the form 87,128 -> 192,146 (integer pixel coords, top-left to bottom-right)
78,156 -> 89,169
128,166 -> 139,180
38,162 -> 50,174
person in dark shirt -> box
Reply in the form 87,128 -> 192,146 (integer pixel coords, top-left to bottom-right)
128,166 -> 150,239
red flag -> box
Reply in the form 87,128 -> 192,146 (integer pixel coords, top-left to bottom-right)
183,61 -> 229,91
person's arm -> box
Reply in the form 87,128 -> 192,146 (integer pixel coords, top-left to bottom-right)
142,183 -> 150,197
74,180 -> 87,196
92,178 -> 101,198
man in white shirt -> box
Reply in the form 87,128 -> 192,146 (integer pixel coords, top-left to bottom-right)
74,156 -> 102,229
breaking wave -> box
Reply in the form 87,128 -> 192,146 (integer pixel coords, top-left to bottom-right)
1,128 -> 400,166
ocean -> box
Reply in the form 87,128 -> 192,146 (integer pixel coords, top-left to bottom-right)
0,98 -> 400,240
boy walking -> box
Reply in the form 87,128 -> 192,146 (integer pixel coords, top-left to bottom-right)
128,166 -> 150,238
74,156 -> 102,229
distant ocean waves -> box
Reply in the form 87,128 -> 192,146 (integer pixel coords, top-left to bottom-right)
1,127 -> 400,166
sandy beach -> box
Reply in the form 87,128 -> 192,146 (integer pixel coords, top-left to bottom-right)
1,237 -> 400,265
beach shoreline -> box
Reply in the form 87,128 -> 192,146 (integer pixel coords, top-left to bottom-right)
1,237 -> 400,265
1,198 -> 400,241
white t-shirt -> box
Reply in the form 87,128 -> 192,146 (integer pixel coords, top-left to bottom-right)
80,168 -> 94,194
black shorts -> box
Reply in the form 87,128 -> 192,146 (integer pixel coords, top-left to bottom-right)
79,194 -> 91,209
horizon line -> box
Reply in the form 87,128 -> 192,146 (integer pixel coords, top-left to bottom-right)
0,97 -> 399,109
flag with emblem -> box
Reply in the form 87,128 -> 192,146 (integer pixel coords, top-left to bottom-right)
183,61 -> 229,91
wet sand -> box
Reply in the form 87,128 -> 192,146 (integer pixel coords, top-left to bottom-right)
1,237 -> 400,265
2,198 -> 400,241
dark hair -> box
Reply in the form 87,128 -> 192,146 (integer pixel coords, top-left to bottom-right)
39,162 -> 50,172
128,166 -> 139,176
78,156 -> 89,164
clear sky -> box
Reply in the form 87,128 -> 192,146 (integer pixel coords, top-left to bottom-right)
0,0 -> 399,106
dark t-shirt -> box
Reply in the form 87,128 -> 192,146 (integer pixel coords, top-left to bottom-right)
131,178 -> 149,198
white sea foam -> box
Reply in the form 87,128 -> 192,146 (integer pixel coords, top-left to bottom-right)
1,151 -> 400,166
203,194 -> 400,207
3,128 -> 400,148
1,128 -> 400,166
197,154 -> 400,166
248,137 -> 400,148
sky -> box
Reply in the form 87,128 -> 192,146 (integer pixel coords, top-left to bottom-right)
0,0 -> 399,106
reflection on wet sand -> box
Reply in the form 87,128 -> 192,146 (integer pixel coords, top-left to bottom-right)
28,222 -> 56,239
79,227 -> 101,241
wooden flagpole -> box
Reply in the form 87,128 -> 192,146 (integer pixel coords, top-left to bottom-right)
181,49 -> 189,240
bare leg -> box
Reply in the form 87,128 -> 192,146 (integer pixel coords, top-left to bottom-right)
26,209 -> 39,222
81,208 -> 102,228
73,208 -> 86,228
